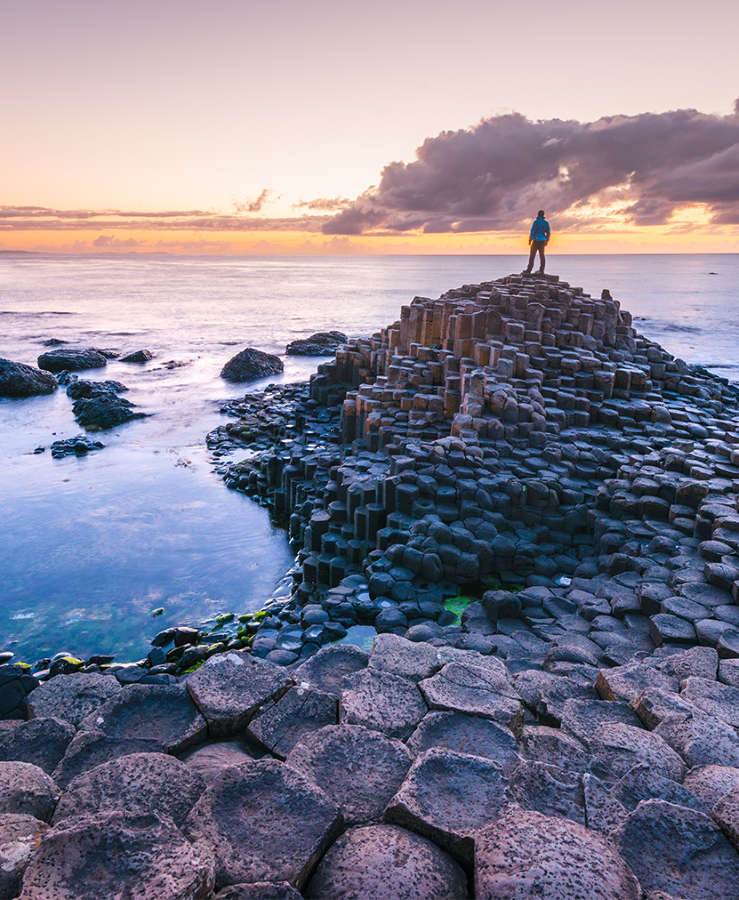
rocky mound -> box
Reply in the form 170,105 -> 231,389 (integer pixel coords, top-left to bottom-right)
221,348 -> 284,383
0,358 -> 58,398
287,332 -> 347,356
66,379 -> 148,431
37,348 -> 108,372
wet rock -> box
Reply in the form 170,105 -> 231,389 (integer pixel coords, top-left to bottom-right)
28,672 -> 121,727
179,739 -> 261,783
287,723 -> 411,825
385,747 -> 509,862
69,381 -> 146,431
286,331 -> 347,356
368,634 -> 440,682
0,717 -> 75,774
304,824 -> 468,900
475,806 -> 640,899
37,347 -> 108,372
52,751 -> 205,827
186,651 -> 293,737
614,799 -> 739,899
120,349 -> 153,363
0,358 -> 57,397
19,811 -> 215,899
340,668 -> 427,740
0,666 -> 38,720
683,765 -> 739,808
419,662 -> 523,735
79,684 -> 207,754
51,729 -> 161,789
0,762 -> 59,821
49,435 -> 105,457
590,722 -> 686,782
221,347 -> 283,383
407,711 -> 520,772
0,814 -> 49,900
184,759 -> 342,889
247,684 -> 337,759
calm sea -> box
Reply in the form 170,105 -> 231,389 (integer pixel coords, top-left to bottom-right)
1,253 -> 737,662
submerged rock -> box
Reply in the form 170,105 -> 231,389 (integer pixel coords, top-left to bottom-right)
37,348 -> 107,372
0,358 -> 58,397
286,331 -> 347,356
50,436 -> 105,458
65,379 -> 147,431
120,349 -> 153,363
220,347 -> 283,383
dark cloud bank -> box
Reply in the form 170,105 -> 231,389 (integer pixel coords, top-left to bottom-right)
323,100 -> 739,235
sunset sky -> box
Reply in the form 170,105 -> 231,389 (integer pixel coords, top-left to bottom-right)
1,0 -> 738,254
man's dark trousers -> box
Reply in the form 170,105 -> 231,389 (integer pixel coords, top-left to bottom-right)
526,240 -> 546,274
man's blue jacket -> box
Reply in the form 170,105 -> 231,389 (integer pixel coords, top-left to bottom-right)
529,216 -> 551,243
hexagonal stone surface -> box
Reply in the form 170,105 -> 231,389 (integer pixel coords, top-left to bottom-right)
419,663 -> 523,735
53,752 -> 205,826
713,785 -> 739,849
590,722 -> 686,782
614,799 -> 739,899
247,685 -> 337,759
369,634 -> 440,682
184,759 -> 342,889
595,662 -> 677,704
340,668 -> 427,740
582,773 -> 629,835
407,712 -> 520,773
19,811 -> 215,900
0,762 -> 59,822
683,765 -> 739,807
520,724 -> 593,774
560,698 -> 642,747
295,644 -> 368,697
214,885 -> 302,899
680,676 -> 739,727
179,739 -> 261,783
27,673 -> 121,726
513,669 -> 593,726
631,687 -> 697,730
385,748 -> 509,862
655,712 -> 739,768
287,724 -> 411,826
186,652 -> 293,737
0,716 -> 75,773
509,759 -> 586,824
51,729 -> 161,789
304,824 -> 468,900
612,764 -> 710,815
0,814 -> 49,900
79,684 -> 207,754
475,806 -> 640,899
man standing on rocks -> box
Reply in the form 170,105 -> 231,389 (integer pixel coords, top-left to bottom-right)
524,210 -> 550,275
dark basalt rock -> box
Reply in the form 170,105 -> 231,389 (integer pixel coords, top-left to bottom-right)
28,672 -> 121,727
0,813 -> 49,899
220,347 -> 283,383
19,811 -> 215,900
51,729 -> 162,789
0,761 -> 59,822
0,717 -> 75,774
286,331 -> 347,356
50,436 -> 105,458
0,664 -> 38,720
475,806 -> 641,899
120,349 -> 153,363
0,358 -> 58,397
65,379 -> 147,431
37,347 -> 108,372
305,824 -> 468,900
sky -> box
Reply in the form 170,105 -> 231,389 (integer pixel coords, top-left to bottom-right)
1,0 -> 738,254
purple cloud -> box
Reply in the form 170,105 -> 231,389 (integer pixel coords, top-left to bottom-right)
323,102 -> 739,234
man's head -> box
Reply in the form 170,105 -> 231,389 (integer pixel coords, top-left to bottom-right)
537,209 -> 545,218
